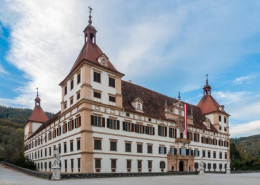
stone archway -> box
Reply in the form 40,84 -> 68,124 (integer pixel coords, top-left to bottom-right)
179,161 -> 184,171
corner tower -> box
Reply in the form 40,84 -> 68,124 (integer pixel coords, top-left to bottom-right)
24,89 -> 48,140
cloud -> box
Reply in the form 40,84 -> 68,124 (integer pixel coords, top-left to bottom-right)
212,91 -> 251,103
0,64 -> 8,74
0,0 -> 260,117
230,120 -> 260,137
233,74 -> 258,84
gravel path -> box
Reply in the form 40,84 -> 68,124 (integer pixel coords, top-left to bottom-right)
1,163 -> 260,185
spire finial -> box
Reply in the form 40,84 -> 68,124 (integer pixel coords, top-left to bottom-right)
36,87 -> 39,97
178,91 -> 181,101
88,6 -> 93,25
206,74 -> 208,85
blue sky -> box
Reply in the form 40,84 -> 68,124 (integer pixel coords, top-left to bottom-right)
0,0 -> 260,137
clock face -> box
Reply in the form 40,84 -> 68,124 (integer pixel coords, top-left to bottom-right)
101,59 -> 106,66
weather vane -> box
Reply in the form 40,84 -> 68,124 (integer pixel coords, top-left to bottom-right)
88,6 -> 93,12
36,87 -> 39,97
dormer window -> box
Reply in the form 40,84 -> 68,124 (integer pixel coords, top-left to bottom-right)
130,97 -> 144,112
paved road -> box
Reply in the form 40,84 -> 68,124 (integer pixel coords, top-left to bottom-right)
1,163 -> 260,185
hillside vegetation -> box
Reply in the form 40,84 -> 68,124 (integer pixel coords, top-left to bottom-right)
0,105 -> 54,124
0,105 -> 54,170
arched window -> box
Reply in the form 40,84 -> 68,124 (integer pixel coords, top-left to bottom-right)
208,163 -> 211,171
219,164 -> 223,171
213,163 -> 216,171
195,163 -> 198,171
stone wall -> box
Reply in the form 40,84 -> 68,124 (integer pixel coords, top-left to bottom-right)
1,161 -> 52,180
61,171 -> 199,179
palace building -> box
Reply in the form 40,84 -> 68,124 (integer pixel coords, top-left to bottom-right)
24,11 -> 230,173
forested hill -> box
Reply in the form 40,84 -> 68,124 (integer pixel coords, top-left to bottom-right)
0,105 -> 54,125
231,134 -> 260,157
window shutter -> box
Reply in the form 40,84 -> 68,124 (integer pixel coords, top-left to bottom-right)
135,124 -> 137,133
165,127 -> 167,137
153,127 -> 155,135
198,151 -> 200,156
72,120 -> 74,129
143,126 -> 146,134
132,123 -> 135,132
102,118 -> 105,127
159,147 -> 161,154
191,150 -> 193,156
158,126 -> 160,135
174,148 -> 177,155
179,148 -> 181,155
79,116 -> 81,127
186,149 -> 189,155
62,125 -> 64,134
91,115 -> 94,126
164,147 -> 167,154
174,129 -> 177,138
117,120 -> 120,130
107,119 -> 109,128
169,128 -> 172,138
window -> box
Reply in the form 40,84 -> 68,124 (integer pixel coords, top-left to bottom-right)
158,125 -> 167,137
160,161 -> 165,169
64,142 -> 67,153
109,96 -> 116,102
159,146 -> 167,154
45,148 -> 47,157
146,126 -> 154,135
63,122 -> 67,133
219,126 -> 222,131
77,73 -> 81,84
58,144 -> 61,153
107,119 -> 119,130
148,161 -> 152,171
224,117 -> 227,123
70,79 -> 74,90
225,153 -> 227,159
126,113 -> 130,117
94,139 -> 102,150
219,164 -> 222,171
148,118 -> 151,122
111,159 -> 117,172
77,91 -> 80,100
137,144 -> 143,153
49,147 -> 51,156
64,160 -> 67,172
123,122 -> 131,131
125,142 -> 131,152
170,147 -> 176,155
110,141 -> 117,151
109,77 -> 115,88
70,96 -> 73,105
70,140 -> 73,152
91,116 -> 105,127
208,151 -> 211,158
219,115 -> 221,122
208,163 -> 211,171
64,101 -> 67,109
77,158 -> 81,172
71,159 -> 74,172
195,150 -> 199,157
127,160 -> 131,171
135,124 -> 143,133
94,91 -> 101,98
137,104 -> 141,110
137,160 -> 142,172
95,159 -> 101,170
77,138 -> 81,150
213,152 -> 216,158
64,86 -> 67,95
203,150 -> 206,157
220,152 -> 222,159
224,127 -> 227,132
169,128 -> 176,138
94,72 -> 101,83
147,145 -> 153,154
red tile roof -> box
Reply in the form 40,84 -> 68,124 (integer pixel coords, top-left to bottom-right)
197,95 -> 229,115
122,81 -> 218,132
27,106 -> 49,123
28,111 -> 61,139
60,42 -> 123,85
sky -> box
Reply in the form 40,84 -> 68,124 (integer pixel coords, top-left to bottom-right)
0,0 -> 260,138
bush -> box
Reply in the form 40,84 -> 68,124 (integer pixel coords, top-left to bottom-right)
13,156 -> 36,171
